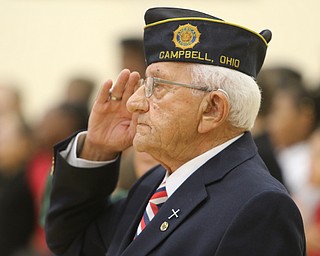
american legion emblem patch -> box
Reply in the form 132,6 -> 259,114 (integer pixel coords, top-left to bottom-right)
172,24 -> 201,50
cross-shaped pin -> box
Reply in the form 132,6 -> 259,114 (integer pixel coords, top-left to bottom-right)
168,208 -> 180,219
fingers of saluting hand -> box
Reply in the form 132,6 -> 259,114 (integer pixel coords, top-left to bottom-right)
109,69 -> 140,102
97,69 -> 140,104
96,79 -> 113,104
109,69 -> 130,101
122,71 -> 140,102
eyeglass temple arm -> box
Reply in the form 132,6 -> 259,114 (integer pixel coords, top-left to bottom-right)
154,78 -> 229,98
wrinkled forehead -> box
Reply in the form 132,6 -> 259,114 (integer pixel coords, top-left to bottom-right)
146,62 -> 193,80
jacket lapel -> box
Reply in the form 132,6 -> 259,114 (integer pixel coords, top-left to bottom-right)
116,132 -> 257,255
121,166 -> 208,256
202,132 -> 258,185
106,166 -> 166,256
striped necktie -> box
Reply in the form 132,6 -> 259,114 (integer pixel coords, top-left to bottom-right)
135,181 -> 168,238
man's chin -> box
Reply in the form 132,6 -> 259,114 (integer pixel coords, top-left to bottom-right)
132,136 -> 147,152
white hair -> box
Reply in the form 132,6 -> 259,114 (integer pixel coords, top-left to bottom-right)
190,64 -> 261,130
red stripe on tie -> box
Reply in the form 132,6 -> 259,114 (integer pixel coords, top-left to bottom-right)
140,215 -> 146,230
150,202 -> 159,215
134,181 -> 168,238
151,190 -> 167,199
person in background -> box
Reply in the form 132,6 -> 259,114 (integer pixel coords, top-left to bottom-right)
254,67 -> 303,187
64,77 -> 96,110
113,147 -> 160,202
294,87 -> 320,256
46,7 -> 305,256
27,102 -> 89,255
0,113 -> 35,256
133,150 -> 159,178
0,83 -> 22,116
37,77 -> 96,252
305,125 -> 320,256
120,38 -> 146,78
268,76 -> 317,197
112,37 -> 158,201
253,67 -> 303,138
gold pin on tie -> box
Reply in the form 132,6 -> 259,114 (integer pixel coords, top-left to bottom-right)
160,221 -> 169,232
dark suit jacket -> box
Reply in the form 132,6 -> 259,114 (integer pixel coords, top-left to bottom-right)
45,132 -> 305,256
0,170 -> 35,256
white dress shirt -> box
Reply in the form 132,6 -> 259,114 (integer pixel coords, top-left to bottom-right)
61,132 -> 243,198
276,142 -> 311,197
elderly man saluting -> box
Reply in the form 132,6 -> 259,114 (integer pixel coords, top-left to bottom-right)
45,7 -> 306,256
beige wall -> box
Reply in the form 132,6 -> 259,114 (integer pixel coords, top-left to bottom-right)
0,0 -> 319,122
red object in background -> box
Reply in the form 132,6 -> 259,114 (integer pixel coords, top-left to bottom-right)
315,205 -> 320,223
308,204 -> 320,256
27,151 -> 52,255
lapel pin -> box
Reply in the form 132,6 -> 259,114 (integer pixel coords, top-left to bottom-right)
168,208 -> 180,219
160,221 -> 169,231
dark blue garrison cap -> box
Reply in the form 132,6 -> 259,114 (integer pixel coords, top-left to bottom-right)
143,7 -> 272,78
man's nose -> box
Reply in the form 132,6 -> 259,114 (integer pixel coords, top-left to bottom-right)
127,86 -> 149,113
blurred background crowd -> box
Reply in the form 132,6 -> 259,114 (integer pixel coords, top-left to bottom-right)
1,0 -> 320,255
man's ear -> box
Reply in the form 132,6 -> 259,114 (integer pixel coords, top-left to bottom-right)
198,91 -> 230,133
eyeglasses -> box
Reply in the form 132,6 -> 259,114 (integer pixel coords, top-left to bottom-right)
137,77 -> 229,98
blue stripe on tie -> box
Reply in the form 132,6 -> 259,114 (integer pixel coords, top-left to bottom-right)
143,211 -> 150,225
156,186 -> 166,192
